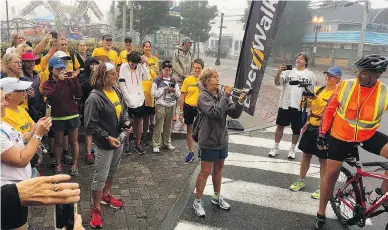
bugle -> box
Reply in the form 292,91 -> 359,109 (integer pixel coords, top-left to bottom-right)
218,84 -> 253,99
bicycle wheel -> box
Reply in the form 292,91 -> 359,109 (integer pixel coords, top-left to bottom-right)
330,166 -> 363,225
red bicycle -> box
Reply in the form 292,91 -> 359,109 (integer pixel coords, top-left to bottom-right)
330,145 -> 388,228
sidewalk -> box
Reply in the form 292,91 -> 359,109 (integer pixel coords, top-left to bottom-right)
28,138 -> 198,230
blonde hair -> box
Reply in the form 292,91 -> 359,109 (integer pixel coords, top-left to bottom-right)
90,63 -> 112,90
2,53 -> 22,76
199,67 -> 217,87
15,44 -> 32,56
79,40 -> 87,46
11,32 -> 26,47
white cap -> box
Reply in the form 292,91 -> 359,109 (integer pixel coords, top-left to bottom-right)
53,51 -> 71,60
105,62 -> 115,72
0,77 -> 33,94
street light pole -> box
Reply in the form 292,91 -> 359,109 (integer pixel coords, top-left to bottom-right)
215,12 -> 224,66
6,0 -> 10,42
358,0 -> 370,59
311,16 -> 323,67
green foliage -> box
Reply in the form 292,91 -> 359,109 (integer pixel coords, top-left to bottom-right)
241,1 -> 251,30
116,1 -> 169,42
179,1 -> 218,42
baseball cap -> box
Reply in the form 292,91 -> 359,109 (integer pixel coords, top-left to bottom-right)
102,34 -> 113,41
182,37 -> 194,44
21,52 -> 40,61
48,57 -> 66,69
324,66 -> 342,77
0,77 -> 33,94
53,51 -> 71,60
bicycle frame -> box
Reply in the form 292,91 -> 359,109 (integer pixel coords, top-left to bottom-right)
335,151 -> 388,221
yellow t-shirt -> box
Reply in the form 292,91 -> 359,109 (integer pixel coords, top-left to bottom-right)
117,50 -> 130,65
181,75 -> 200,107
65,51 -> 80,72
3,106 -> 34,133
34,55 -> 48,76
147,56 -> 159,75
92,48 -> 119,66
308,86 -> 335,126
142,69 -> 157,107
104,90 -> 122,119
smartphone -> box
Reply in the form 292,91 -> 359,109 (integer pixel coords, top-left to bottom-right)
65,72 -> 73,78
54,204 -> 75,230
45,105 -> 51,117
286,65 -> 293,70
74,203 -> 78,216
51,30 -> 58,39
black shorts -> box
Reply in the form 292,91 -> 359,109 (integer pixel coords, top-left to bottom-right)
128,105 -> 145,118
48,128 -> 69,138
276,107 -> 303,135
200,146 -> 228,163
52,117 -> 81,132
298,125 -> 327,159
143,106 -> 155,115
327,131 -> 388,162
183,103 -> 198,125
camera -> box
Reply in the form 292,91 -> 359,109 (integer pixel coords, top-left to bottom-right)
289,79 -> 315,97
121,120 -> 132,130
169,78 -> 176,88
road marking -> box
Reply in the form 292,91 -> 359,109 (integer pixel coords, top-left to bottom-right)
197,177 -> 336,219
175,221 -> 223,230
229,135 -> 302,152
264,126 -> 293,135
227,152 -> 321,178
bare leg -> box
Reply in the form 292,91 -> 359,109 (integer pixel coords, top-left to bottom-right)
92,190 -> 103,209
54,131 -> 65,164
68,128 -> 79,166
275,125 -> 285,143
187,124 -> 194,152
195,161 -> 213,199
300,153 -> 313,180
379,143 -> 388,193
103,177 -> 114,195
292,134 -> 300,145
85,135 -> 92,154
212,159 -> 225,194
318,160 -> 343,216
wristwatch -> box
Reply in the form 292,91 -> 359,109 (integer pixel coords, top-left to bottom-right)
32,134 -> 43,141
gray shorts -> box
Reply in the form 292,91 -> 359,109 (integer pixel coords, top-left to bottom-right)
91,144 -> 124,191
199,146 -> 228,163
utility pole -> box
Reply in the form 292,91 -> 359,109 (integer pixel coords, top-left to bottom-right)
129,1 -> 133,40
215,12 -> 224,66
358,0 -> 370,59
6,0 -> 10,42
122,0 -> 127,40
197,35 -> 200,59
112,0 -> 116,39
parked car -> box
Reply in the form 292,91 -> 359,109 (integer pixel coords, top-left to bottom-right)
205,46 -> 228,58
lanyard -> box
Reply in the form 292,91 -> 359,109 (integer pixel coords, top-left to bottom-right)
129,69 -> 139,86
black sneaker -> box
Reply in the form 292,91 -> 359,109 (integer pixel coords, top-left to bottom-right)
135,145 -> 145,155
314,214 -> 326,230
141,135 -> 148,146
47,156 -> 57,168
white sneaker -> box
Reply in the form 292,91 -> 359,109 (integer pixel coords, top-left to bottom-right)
268,148 -> 279,157
193,199 -> 206,217
211,195 -> 230,210
164,144 -> 175,150
288,149 -> 296,159
153,147 -> 160,153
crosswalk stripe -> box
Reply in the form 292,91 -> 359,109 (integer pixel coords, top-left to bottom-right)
264,126 -> 293,135
229,134 -> 302,152
197,177 -> 336,219
175,221 -> 223,230
227,152 -> 321,178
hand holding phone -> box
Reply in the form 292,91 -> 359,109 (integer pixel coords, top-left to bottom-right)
286,65 -> 293,70
45,105 -> 51,117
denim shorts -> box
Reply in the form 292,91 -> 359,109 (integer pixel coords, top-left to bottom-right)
199,146 -> 228,163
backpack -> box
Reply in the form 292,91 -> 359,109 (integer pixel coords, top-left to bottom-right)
192,112 -> 204,143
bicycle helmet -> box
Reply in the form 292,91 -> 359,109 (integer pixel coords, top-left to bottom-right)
353,54 -> 388,73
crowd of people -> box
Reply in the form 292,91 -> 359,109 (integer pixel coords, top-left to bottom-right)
1,30 -> 388,230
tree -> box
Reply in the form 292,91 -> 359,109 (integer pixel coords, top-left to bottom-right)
116,1 -> 169,42
179,1 -> 218,43
241,1 -> 250,30
241,1 -> 311,59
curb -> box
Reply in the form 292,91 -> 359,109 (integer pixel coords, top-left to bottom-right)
228,121 -> 276,135
160,162 -> 201,230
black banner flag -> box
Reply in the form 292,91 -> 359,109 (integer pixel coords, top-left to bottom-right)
234,1 -> 287,116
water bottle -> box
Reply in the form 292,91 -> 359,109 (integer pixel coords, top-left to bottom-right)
368,188 -> 382,205
117,132 -> 126,144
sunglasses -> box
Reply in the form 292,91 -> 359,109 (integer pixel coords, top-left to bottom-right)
104,38 -> 112,42
15,90 -> 27,93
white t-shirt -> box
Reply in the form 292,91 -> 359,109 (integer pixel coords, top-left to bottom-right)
278,68 -> 317,110
0,121 -> 32,185
5,46 -> 16,54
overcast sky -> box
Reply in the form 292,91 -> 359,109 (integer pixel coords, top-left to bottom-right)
1,0 -> 388,22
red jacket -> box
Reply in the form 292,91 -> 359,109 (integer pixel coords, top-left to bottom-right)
43,77 -> 82,118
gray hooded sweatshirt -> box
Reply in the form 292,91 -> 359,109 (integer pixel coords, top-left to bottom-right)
172,45 -> 193,83
197,87 -> 244,150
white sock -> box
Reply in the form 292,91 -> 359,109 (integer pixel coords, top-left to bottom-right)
274,142 -> 279,149
290,144 -> 296,150
195,198 -> 202,202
